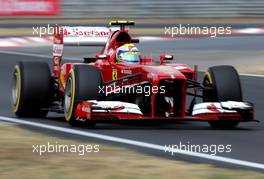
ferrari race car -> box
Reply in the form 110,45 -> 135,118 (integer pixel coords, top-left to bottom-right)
11,21 -> 255,128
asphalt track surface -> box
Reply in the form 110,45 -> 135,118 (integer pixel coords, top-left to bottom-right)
0,36 -> 264,171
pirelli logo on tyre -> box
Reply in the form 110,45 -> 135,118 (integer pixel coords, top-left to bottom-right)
112,69 -> 117,80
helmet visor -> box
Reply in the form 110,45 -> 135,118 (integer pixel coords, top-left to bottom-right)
119,51 -> 140,63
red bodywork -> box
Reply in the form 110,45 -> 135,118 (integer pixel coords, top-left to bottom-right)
51,24 -> 255,123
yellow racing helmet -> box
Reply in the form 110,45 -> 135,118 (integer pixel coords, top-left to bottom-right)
116,43 -> 140,63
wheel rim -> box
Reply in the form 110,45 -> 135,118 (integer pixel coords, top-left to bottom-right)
203,73 -> 214,102
64,77 -> 72,113
12,68 -> 20,110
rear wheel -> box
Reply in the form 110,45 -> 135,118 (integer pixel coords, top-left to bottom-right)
12,61 -> 51,118
203,65 -> 242,128
64,65 -> 103,127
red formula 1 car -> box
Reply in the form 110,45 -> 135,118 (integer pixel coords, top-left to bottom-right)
12,21 -> 255,128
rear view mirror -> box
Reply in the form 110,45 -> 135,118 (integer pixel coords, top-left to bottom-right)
96,54 -> 108,59
160,54 -> 173,64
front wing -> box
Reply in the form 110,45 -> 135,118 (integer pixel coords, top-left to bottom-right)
75,100 -> 256,123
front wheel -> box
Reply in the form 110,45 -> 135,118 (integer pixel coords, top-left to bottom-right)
64,65 -> 103,127
203,65 -> 242,128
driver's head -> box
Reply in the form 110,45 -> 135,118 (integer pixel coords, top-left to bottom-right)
116,43 -> 140,63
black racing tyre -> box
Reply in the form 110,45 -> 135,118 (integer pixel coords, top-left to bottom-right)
64,65 -> 103,127
12,61 -> 51,118
203,65 -> 242,128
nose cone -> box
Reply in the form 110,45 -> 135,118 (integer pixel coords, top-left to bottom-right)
144,65 -> 187,80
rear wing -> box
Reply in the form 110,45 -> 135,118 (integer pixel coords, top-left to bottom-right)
54,26 -> 116,46
52,26 -> 115,77
52,21 -> 135,77
53,21 -> 135,46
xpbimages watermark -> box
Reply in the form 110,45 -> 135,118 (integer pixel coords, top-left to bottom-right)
32,24 -> 111,37
32,141 -> 100,156
99,83 -> 166,96
164,142 -> 232,156
32,24 -> 60,37
164,24 -> 232,38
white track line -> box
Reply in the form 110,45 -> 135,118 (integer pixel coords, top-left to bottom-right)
0,50 -> 263,78
0,116 -> 264,170
240,73 -> 264,78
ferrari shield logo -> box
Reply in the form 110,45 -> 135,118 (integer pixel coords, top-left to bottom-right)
112,69 -> 117,80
